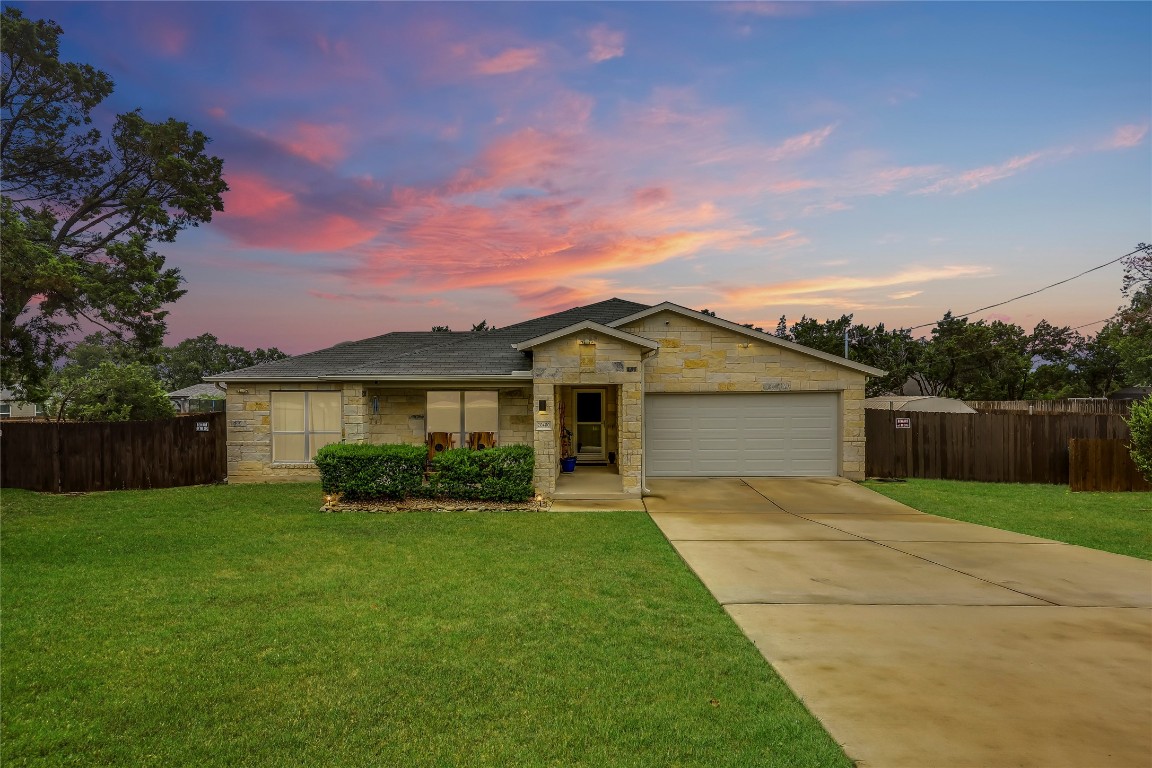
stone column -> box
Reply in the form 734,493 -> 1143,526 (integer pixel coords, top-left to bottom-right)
532,382 -> 556,496
342,383 -> 368,444
619,381 -> 643,495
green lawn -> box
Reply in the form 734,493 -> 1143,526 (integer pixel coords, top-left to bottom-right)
1,484 -> 849,768
863,479 -> 1152,560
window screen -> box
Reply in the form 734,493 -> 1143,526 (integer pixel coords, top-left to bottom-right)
427,391 -> 499,448
271,391 -> 341,462
465,391 -> 498,433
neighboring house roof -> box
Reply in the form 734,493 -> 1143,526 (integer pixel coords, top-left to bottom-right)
865,396 -> 977,414
1109,386 -> 1152,401
207,297 -> 884,381
0,388 -> 37,403
168,383 -> 227,399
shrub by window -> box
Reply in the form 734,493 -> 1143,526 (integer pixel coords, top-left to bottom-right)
428,444 -> 534,502
314,443 -> 535,503
272,391 -> 341,462
314,443 -> 427,500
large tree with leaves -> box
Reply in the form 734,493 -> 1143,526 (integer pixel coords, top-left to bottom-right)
1,8 -> 227,399
158,333 -> 287,391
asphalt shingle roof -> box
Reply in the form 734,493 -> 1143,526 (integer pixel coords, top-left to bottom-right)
211,298 -> 651,380
168,382 -> 227,398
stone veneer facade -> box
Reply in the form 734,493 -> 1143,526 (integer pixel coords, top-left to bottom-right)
225,309 -> 867,489
618,310 -> 867,480
226,383 -> 532,483
529,331 -> 646,496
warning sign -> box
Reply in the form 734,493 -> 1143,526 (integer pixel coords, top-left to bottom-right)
895,417 -> 911,429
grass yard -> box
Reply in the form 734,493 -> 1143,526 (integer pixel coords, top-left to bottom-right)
863,479 -> 1152,560
1,484 -> 849,768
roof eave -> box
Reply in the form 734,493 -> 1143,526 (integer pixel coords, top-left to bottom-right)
513,320 -> 659,351
320,373 -> 534,382
204,374 -> 325,383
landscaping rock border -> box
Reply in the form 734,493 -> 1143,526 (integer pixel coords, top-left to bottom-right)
321,497 -> 550,513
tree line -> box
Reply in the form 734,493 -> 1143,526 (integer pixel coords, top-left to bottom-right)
745,249 -> 1150,400
42,332 -> 287,422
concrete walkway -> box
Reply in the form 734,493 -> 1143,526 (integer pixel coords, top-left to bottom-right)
645,477 -> 1152,768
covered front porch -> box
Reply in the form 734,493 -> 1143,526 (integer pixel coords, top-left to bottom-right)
553,463 -> 629,500
532,378 -> 644,499
521,323 -> 650,499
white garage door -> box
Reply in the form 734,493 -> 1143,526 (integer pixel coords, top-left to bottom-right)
645,393 -> 838,477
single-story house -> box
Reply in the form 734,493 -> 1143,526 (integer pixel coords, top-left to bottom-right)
168,382 -> 227,413
0,388 -> 42,419
207,299 -> 883,497
1109,386 -> 1151,402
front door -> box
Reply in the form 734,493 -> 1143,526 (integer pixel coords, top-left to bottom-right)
574,389 -> 605,462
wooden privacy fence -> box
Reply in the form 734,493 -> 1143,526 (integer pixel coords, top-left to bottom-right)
866,409 -> 1133,486
966,399 -> 1131,416
1069,439 -> 1152,492
1,412 -> 227,493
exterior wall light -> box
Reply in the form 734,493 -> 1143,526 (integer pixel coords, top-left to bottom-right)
538,399 -> 548,414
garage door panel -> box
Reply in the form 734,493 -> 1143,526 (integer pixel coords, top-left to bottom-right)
646,393 -> 838,477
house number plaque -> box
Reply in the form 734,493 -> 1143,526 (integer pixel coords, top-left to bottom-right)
535,420 -> 552,431
196,422 -> 210,432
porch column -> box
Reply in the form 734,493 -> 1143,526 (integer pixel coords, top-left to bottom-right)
619,381 -> 643,495
532,382 -> 557,496
342,383 -> 368,444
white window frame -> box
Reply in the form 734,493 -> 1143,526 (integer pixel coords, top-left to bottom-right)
271,391 -> 342,463
0,403 -> 10,418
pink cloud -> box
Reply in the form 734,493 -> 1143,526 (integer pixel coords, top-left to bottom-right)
723,265 -> 993,307
587,25 -> 626,63
632,187 -> 671,207
447,128 -> 577,194
278,122 -> 353,167
1102,123 -> 1148,150
764,124 -> 836,161
218,172 -> 376,252
915,153 -> 1043,195
150,22 -> 189,57
474,47 -> 544,75
315,34 -> 352,60
207,106 -> 227,119
721,2 -> 814,18
223,173 -> 295,218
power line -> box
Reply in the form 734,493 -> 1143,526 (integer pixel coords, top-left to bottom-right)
904,245 -> 1147,332
1069,317 -> 1115,332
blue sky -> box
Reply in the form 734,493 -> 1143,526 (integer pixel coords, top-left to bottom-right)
18,1 -> 1151,353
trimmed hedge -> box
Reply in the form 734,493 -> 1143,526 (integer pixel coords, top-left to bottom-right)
313,443 -> 535,503
428,444 -> 535,502
313,443 -> 427,500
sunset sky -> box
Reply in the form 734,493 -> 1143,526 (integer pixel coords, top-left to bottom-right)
17,1 -> 1151,354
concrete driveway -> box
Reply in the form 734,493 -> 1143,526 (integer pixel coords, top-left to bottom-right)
645,477 -> 1152,768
